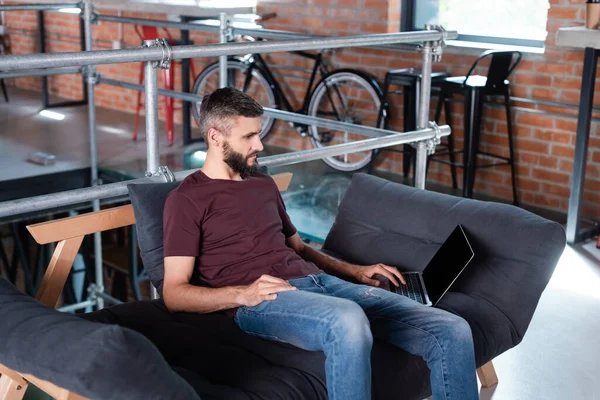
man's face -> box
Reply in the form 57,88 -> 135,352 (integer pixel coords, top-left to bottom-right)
221,116 -> 264,176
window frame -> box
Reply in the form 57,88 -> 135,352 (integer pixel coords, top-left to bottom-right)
400,0 -> 546,49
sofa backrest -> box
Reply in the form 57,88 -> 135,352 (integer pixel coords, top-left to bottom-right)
323,173 -> 566,342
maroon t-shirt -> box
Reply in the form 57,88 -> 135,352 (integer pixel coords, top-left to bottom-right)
163,170 -> 322,290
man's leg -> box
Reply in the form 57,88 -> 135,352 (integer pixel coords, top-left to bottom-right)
234,275 -> 372,400
318,274 -> 478,400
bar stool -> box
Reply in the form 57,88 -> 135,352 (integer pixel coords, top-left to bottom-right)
431,50 -> 522,205
0,35 -> 9,102
376,68 -> 448,181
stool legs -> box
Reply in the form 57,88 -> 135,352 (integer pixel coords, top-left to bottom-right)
443,96 -> 458,189
463,89 -> 484,199
0,79 -> 8,102
403,85 -> 417,180
504,86 -> 519,206
433,93 -> 458,189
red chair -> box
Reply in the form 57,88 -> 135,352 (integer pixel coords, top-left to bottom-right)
133,26 -> 196,146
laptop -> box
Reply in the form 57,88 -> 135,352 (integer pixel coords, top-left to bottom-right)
392,224 -> 474,307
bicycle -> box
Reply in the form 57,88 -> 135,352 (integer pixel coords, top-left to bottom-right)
191,35 -> 384,172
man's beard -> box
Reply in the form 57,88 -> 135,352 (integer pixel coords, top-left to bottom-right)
223,141 -> 259,177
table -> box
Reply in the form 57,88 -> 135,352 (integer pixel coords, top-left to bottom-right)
556,27 -> 600,244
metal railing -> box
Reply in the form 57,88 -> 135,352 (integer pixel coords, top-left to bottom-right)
0,0 -> 454,310
0,2 -> 80,11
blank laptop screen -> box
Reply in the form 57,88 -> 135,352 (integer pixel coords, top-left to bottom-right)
422,225 -> 474,305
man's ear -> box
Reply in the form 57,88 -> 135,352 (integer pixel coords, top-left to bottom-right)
207,127 -> 222,147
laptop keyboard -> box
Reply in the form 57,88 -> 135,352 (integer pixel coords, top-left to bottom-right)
394,273 -> 426,305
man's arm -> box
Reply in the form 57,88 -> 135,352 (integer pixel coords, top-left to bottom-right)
163,256 -> 296,313
285,233 -> 405,288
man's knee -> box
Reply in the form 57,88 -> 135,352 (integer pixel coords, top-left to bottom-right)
448,315 -> 473,344
328,301 -> 373,348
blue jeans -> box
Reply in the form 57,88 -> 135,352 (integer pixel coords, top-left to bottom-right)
234,273 -> 478,400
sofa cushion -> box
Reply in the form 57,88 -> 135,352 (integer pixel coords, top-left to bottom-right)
82,296 -> 434,399
323,173 -> 566,363
128,181 -> 180,295
0,279 -> 200,400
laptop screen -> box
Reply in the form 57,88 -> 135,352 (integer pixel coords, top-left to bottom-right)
422,225 -> 474,305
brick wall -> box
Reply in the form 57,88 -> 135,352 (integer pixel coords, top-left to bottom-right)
2,0 -> 599,219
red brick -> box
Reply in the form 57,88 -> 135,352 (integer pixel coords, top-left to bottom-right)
532,168 -> 571,184
532,129 -> 573,144
548,7 -> 579,20
562,51 -> 584,63
553,76 -> 581,90
542,183 -> 571,197
555,118 -> 577,132
518,178 -> 541,191
536,63 -> 574,75
552,144 -> 575,158
517,113 -> 554,128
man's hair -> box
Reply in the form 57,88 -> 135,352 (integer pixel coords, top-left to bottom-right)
198,87 -> 264,142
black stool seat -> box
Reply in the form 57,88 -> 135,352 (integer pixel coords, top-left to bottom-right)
385,68 -> 449,86
376,68 -> 448,181
431,50 -> 522,205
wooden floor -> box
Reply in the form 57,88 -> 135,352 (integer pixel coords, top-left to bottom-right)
0,88 -> 184,184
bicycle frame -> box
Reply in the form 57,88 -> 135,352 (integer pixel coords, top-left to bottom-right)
247,50 -> 330,116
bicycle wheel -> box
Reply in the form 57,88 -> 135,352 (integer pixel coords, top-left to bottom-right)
307,70 -> 383,172
191,59 -> 277,140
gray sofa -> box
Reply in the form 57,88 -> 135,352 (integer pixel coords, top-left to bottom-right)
0,173 -> 566,399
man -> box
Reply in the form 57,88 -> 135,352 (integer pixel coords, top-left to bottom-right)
163,87 -> 478,400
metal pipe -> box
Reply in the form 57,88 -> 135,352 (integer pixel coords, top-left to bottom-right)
417,31 -> 433,131
143,50 -> 159,175
0,66 -> 80,79
0,126 -> 449,218
100,77 -> 406,140
0,2 -> 80,11
219,12 -> 228,88
96,290 -> 123,305
414,141 -> 428,189
235,126 -> 450,169
57,299 -> 96,313
414,28 -> 434,190
142,45 -> 161,302
97,13 -> 219,34
94,13 -> 431,53
82,0 -> 104,310
0,30 -> 455,71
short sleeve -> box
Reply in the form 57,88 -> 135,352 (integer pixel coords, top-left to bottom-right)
163,191 -> 201,257
275,189 -> 297,238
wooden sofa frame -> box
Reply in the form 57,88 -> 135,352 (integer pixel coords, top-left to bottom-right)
0,172 -> 497,399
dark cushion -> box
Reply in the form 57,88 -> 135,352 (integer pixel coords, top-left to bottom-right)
323,173 -> 566,365
128,181 -> 180,295
82,298 -> 328,400
0,279 -> 200,400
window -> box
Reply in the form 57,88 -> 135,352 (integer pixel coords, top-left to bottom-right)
401,0 -> 550,48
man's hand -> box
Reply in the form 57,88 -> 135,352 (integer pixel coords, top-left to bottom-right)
351,264 -> 406,288
236,274 -> 297,307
